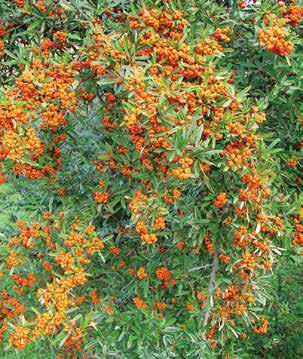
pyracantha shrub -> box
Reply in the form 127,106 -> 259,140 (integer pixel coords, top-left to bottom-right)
0,0 -> 302,357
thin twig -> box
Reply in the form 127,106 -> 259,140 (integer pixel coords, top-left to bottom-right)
188,264 -> 212,272
203,251 -> 219,327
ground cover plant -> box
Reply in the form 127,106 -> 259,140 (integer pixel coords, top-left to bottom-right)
0,0 -> 302,358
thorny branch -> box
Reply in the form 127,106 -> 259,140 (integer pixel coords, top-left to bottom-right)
203,250 -> 219,327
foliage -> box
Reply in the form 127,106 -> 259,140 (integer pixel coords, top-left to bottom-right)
0,0 -> 302,357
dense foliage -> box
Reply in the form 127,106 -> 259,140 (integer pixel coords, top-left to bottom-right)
0,0 -> 302,358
